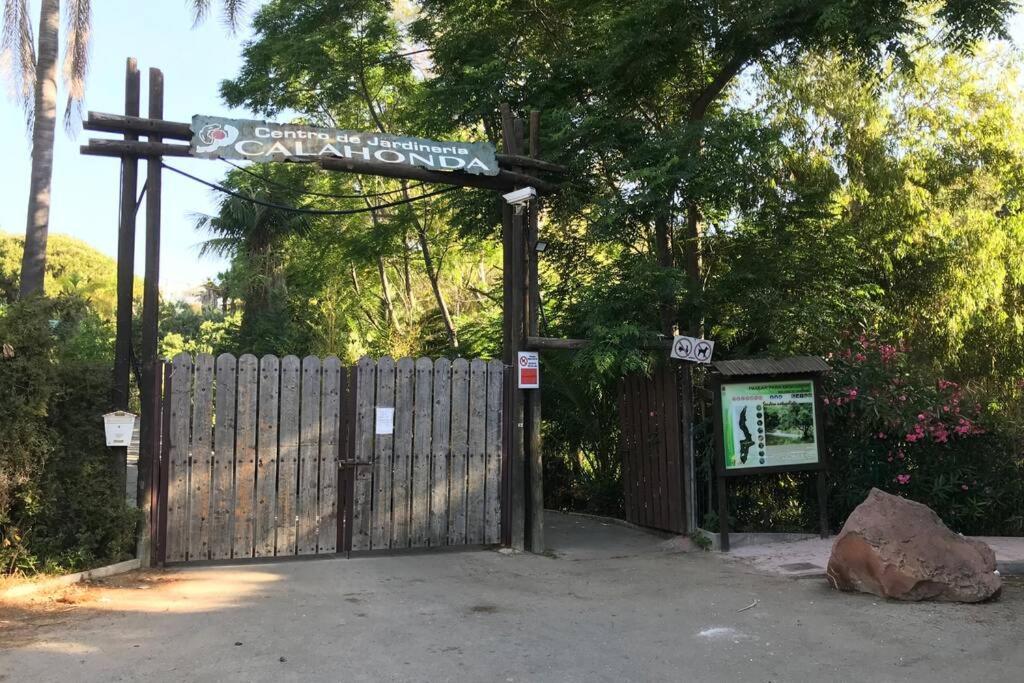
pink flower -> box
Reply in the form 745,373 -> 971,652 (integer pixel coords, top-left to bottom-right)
917,413 -> 926,421
877,432 -> 887,439
961,484 -> 969,491
896,474 -> 911,485
823,398 -> 830,405
854,353 -> 866,363
847,388 -> 858,398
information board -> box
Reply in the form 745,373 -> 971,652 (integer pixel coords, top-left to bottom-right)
720,379 -> 821,471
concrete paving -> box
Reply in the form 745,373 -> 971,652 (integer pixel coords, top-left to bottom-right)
1,512 -> 1022,682
721,534 -> 1024,578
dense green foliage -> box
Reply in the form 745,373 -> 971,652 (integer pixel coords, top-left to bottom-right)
164,1 -> 1023,530
0,232 -> 141,319
0,297 -> 136,575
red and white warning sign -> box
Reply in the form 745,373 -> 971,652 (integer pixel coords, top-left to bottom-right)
517,351 -> 540,389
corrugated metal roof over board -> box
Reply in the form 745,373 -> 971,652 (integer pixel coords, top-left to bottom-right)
711,356 -> 831,377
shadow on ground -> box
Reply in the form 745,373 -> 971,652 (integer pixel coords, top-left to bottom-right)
1,512 -> 1020,682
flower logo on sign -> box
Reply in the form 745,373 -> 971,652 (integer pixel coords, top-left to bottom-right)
196,122 -> 239,153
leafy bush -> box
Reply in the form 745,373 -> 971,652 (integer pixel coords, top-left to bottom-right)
824,333 -> 1024,535
0,296 -> 137,575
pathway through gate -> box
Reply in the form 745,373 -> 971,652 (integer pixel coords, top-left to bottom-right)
158,353 -> 504,563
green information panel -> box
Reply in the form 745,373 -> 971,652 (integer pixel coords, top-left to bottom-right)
720,380 -> 821,471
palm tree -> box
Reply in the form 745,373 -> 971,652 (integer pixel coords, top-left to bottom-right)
1,0 -> 247,298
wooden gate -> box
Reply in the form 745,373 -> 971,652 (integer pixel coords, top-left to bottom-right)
617,365 -> 687,534
157,353 -> 504,563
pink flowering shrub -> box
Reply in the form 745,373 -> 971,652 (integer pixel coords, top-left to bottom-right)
824,333 -> 1024,535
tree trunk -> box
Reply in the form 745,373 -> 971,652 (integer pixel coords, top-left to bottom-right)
683,203 -> 702,336
402,184 -> 459,348
654,212 -> 675,335
18,0 -> 61,298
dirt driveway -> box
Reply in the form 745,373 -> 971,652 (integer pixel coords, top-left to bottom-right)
2,513 -> 1020,682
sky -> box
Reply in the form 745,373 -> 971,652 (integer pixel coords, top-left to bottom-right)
0,0 -> 265,295
0,4 -> 1022,297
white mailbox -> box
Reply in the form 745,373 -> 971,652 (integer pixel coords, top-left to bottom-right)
103,411 -> 137,447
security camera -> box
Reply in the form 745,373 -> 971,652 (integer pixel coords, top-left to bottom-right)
502,186 -> 537,206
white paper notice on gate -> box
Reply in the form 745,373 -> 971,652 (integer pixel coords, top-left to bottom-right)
375,407 -> 395,435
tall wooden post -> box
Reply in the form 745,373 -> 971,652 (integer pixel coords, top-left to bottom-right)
112,58 -> 140,487
137,67 -> 164,566
525,110 -> 544,553
500,104 -> 526,551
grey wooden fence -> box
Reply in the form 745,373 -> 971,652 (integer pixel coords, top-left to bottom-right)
162,353 -> 503,563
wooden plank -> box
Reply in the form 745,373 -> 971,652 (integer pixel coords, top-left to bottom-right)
619,377 -> 634,525
631,374 -> 650,527
341,366 -> 358,552
187,353 -> 215,561
466,360 -> 488,545
255,355 -> 280,558
298,356 -> 322,555
663,366 -> 684,533
616,380 -> 633,526
352,357 -> 376,551
210,354 -> 237,560
653,367 -> 670,529
165,353 -> 192,563
411,357 -> 433,547
319,357 -> 342,554
448,358 -> 470,545
371,357 -> 396,550
391,358 -> 415,549
484,360 -> 503,544
276,356 -> 300,556
232,355 -> 259,558
430,358 -> 451,546
646,372 -> 664,529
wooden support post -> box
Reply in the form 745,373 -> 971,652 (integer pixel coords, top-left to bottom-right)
525,110 -> 544,553
137,67 -> 164,567
113,58 -> 140,491
680,367 -> 696,533
500,103 -> 526,551
154,361 -> 172,566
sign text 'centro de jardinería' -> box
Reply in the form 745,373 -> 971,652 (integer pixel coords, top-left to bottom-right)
190,115 -> 500,176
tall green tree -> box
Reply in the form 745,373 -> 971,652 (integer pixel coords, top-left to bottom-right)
1,0 -> 249,298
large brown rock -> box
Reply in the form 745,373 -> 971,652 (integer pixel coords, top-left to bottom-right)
826,488 -> 1001,602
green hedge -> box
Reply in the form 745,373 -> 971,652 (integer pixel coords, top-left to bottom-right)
0,296 -> 137,576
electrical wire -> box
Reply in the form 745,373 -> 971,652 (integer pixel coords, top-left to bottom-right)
162,163 -> 457,216
220,159 -> 425,200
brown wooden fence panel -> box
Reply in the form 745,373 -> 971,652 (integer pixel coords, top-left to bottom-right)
372,357 -> 396,549
276,356 -> 300,556
430,358 -> 452,546
617,366 -> 686,534
352,357 -> 376,551
391,358 -> 415,548
232,354 -> 259,558
298,356 -> 321,555
255,356 -> 280,558
484,360 -> 504,544
466,360 -> 488,544
411,358 -> 434,547
318,357 -> 342,553
188,353 -> 215,561
448,359 -> 470,545
210,354 -> 236,560
166,353 -> 192,562
161,353 -> 501,562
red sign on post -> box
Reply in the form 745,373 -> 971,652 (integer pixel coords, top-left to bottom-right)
517,351 -> 540,389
